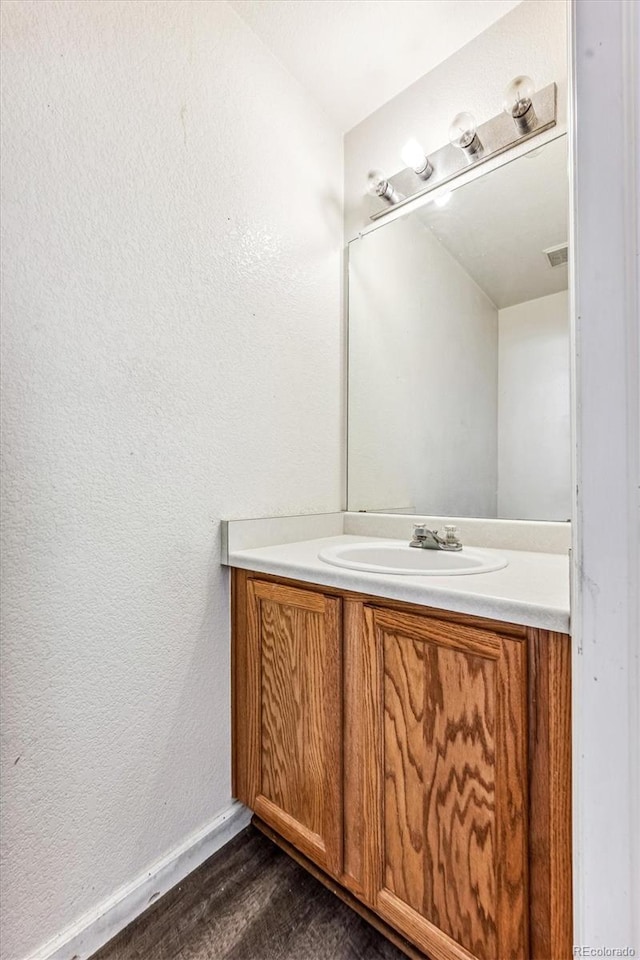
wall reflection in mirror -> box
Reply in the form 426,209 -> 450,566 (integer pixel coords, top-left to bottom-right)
348,135 -> 569,521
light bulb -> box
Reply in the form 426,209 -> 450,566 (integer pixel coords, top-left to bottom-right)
366,170 -> 401,204
448,112 -> 482,158
503,75 -> 537,132
366,170 -> 385,197
434,191 -> 452,208
400,138 -> 432,179
503,75 -> 535,117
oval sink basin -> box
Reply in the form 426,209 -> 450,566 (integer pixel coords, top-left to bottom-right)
318,540 -> 508,576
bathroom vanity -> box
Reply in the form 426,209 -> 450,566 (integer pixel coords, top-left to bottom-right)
228,522 -> 572,960
229,122 -> 573,960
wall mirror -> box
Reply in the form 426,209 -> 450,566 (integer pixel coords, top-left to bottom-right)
347,134 -> 570,521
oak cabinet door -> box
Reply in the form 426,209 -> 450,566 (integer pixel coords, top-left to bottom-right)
238,579 -> 343,877
359,605 -> 528,960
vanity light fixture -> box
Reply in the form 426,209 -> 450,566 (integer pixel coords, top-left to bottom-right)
366,79 -> 557,221
448,112 -> 483,159
400,138 -> 433,180
367,169 -> 402,204
503,75 -> 537,133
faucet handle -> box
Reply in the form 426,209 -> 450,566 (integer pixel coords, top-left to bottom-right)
443,525 -> 461,545
413,523 -> 428,536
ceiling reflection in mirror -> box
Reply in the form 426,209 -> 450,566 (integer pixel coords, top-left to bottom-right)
347,135 -> 569,521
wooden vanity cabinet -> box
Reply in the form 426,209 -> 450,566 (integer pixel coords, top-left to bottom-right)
350,603 -> 528,960
233,577 -> 343,876
232,570 -> 572,960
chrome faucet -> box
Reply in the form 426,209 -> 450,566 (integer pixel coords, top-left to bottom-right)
409,524 -> 463,551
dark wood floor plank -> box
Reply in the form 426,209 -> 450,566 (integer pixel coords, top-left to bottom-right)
94,827 -> 407,960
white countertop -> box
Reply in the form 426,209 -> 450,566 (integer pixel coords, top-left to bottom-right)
227,534 -> 570,633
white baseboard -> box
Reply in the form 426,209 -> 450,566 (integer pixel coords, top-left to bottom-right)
26,802 -> 252,960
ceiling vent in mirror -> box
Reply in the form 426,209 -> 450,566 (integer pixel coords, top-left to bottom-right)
543,242 -> 568,268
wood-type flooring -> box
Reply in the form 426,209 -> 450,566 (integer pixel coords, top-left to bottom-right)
94,826 -> 406,960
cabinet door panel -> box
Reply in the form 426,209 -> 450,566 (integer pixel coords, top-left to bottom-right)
362,606 -> 528,960
244,580 -> 342,876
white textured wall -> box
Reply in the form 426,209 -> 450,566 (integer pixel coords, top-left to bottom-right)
348,214 -> 498,517
344,0 -> 567,238
0,2 -> 342,958
227,0 -> 521,132
497,291 -> 571,520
